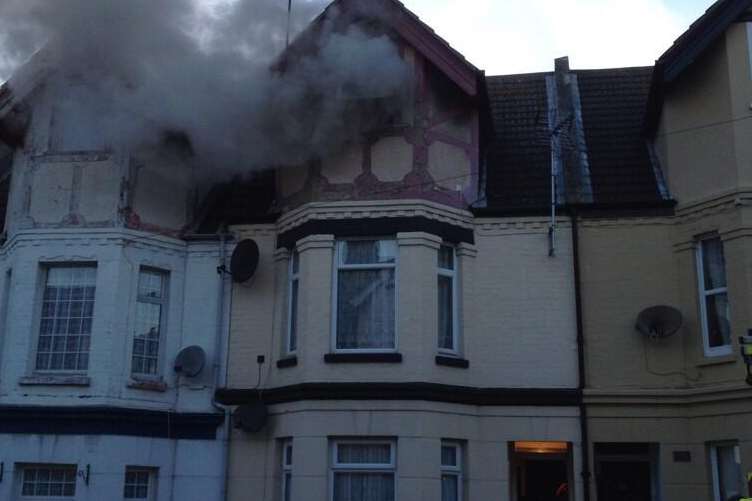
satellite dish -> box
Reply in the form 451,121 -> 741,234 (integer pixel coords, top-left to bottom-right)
636,306 -> 683,339
229,239 -> 260,283
173,345 -> 206,377
233,401 -> 268,432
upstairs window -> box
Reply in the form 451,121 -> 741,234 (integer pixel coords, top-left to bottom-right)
334,240 -> 397,351
20,464 -> 77,498
36,265 -> 96,372
696,237 -> 731,356
438,245 -> 459,354
331,440 -> 396,501
441,441 -> 463,501
132,268 -> 168,377
287,251 -> 300,355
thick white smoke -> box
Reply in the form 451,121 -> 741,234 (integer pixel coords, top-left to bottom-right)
0,0 -> 411,171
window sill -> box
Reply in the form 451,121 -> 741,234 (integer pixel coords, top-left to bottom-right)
127,379 -> 168,392
324,353 -> 403,364
696,354 -> 737,367
277,356 -> 298,369
435,355 -> 470,369
19,375 -> 91,387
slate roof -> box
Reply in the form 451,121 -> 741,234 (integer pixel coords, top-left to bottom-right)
576,67 -> 661,205
485,73 -> 551,211
483,66 -> 666,213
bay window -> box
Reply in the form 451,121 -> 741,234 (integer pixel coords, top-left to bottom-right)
710,443 -> 743,501
36,265 -> 96,372
131,268 -> 168,377
441,441 -> 463,501
287,251 -> 300,355
334,240 -> 397,351
438,245 -> 458,354
696,236 -> 731,356
331,440 -> 396,501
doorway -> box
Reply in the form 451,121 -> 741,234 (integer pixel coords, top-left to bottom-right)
595,443 -> 658,501
510,441 -> 572,501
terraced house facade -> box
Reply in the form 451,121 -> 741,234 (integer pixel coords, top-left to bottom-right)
2,0 -> 752,500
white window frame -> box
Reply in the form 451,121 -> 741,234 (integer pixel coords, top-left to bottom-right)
709,443 -> 742,501
286,251 -> 300,356
281,439 -> 293,501
437,245 -> 460,356
441,441 -> 463,501
123,466 -> 158,500
34,264 -> 97,374
331,239 -> 398,354
18,463 -> 78,500
695,236 -> 732,357
330,439 -> 397,501
130,267 -> 169,379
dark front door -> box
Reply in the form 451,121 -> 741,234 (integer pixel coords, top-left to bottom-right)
597,460 -> 652,501
520,459 -> 570,501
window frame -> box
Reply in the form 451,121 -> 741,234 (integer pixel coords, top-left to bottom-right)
123,466 -> 158,500
130,267 -> 170,379
17,463 -> 78,500
709,442 -> 743,501
437,245 -> 460,356
281,439 -> 293,501
331,238 -> 399,354
33,263 -> 98,374
441,441 -> 463,501
330,439 -> 397,501
695,236 -> 732,357
286,251 -> 300,356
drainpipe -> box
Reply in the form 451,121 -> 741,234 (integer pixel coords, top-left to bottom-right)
570,207 -> 592,501
211,232 -> 232,501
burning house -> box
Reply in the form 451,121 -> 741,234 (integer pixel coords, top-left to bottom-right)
1,0 -> 752,500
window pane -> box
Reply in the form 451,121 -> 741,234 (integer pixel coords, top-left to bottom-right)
341,241 -> 396,265
337,444 -> 392,465
291,251 -> 300,274
133,301 -> 162,375
716,445 -> 742,500
441,446 -> 457,467
333,472 -> 395,501
123,467 -> 151,499
438,246 -> 454,270
441,474 -> 459,501
706,293 -> 731,348
337,269 -> 395,349
438,275 -> 454,350
289,280 -> 298,352
702,238 -> 727,290
138,269 -> 165,299
284,472 -> 292,501
36,266 -> 96,371
22,466 -> 77,498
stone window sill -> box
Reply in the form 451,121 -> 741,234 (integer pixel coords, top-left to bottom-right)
127,379 -> 168,392
696,354 -> 737,367
277,356 -> 298,369
435,355 -> 470,369
19,375 -> 91,387
324,353 -> 403,364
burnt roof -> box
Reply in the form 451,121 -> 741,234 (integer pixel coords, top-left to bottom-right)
483,66 -> 666,213
193,172 -> 277,234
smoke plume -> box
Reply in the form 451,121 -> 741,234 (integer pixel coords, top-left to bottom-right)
0,0 -> 411,171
